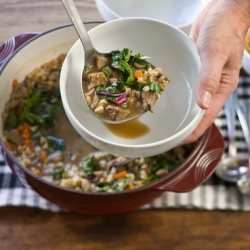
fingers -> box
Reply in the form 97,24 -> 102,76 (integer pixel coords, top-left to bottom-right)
195,52 -> 224,110
181,95 -> 225,145
182,0 -> 249,146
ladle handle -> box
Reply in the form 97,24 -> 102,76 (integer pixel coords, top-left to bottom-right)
225,92 -> 237,159
61,0 -> 95,58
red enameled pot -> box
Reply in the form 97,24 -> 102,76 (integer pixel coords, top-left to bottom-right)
0,24 -> 224,214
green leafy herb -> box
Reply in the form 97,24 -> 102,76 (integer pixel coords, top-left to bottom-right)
26,89 -> 41,107
53,168 -> 65,179
84,65 -> 91,73
96,178 -> 131,192
5,114 -> 19,130
134,53 -> 150,61
31,131 -> 42,140
142,174 -> 158,184
111,48 -> 132,63
81,156 -> 100,173
20,106 -> 45,124
102,66 -> 113,78
47,136 -> 65,152
19,88 -> 63,126
146,81 -> 164,92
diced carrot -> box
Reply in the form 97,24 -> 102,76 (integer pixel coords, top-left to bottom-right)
39,152 -> 47,163
20,124 -> 31,139
17,124 -> 24,132
114,170 -> 127,180
32,169 -> 41,176
128,183 -> 135,190
133,70 -> 143,78
22,129 -> 31,139
113,69 -> 121,79
24,139 -> 32,145
18,146 -> 26,154
12,78 -> 18,87
44,60 -> 53,66
5,141 -> 12,151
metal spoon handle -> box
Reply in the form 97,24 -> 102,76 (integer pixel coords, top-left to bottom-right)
225,92 -> 237,159
235,100 -> 250,161
236,100 -> 250,195
61,0 -> 96,64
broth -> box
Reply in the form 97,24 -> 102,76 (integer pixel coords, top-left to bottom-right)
103,119 -> 150,138
53,111 -> 96,158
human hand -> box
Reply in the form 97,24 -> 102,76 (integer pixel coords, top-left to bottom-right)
182,0 -> 250,144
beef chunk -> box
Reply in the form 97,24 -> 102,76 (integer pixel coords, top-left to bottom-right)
87,72 -> 108,88
106,105 -> 130,121
141,92 -> 158,112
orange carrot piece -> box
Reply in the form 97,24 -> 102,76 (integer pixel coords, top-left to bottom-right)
128,183 -> 135,190
23,123 -> 30,129
5,141 -> 12,151
44,60 -> 53,66
18,146 -> 26,154
17,124 -> 24,132
39,152 -> 47,163
113,70 -> 121,79
12,78 -> 18,87
133,70 -> 143,78
24,139 -> 32,145
22,129 -> 31,139
32,169 -> 41,176
114,170 -> 127,180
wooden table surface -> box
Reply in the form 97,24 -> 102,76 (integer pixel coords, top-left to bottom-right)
1,1 -> 250,250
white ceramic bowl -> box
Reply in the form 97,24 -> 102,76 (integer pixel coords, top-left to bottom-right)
60,17 -> 203,158
95,0 -> 211,34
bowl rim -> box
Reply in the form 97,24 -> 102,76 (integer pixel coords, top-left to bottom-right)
95,0 -> 209,30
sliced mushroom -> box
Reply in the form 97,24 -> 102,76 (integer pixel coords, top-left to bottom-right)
95,56 -> 109,70
4,129 -> 23,146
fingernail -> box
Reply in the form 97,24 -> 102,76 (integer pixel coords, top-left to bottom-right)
200,91 -> 212,108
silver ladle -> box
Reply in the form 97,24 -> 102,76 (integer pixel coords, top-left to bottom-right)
61,0 -> 148,124
236,101 -> 250,195
215,91 -> 250,182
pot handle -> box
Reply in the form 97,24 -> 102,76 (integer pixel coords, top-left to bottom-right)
153,123 -> 225,192
0,33 -> 39,70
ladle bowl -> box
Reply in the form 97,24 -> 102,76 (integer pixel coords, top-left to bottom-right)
215,91 -> 250,182
236,99 -> 250,195
61,0 -> 154,124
